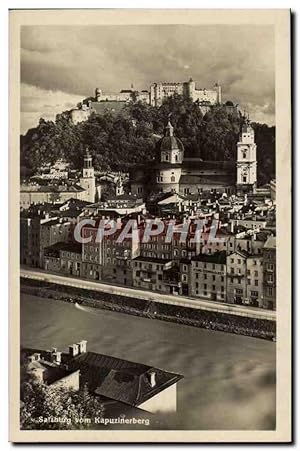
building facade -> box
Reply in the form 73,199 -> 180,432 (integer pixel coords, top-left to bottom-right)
262,236 -> 276,310
149,79 -> 221,107
130,118 -> 257,198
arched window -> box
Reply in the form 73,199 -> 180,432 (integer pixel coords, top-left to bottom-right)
171,176 -> 175,182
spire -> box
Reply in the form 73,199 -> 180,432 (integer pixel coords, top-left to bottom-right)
164,114 -> 174,137
165,120 -> 174,137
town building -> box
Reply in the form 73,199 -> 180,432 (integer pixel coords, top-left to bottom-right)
20,208 -> 73,267
22,340 -> 183,415
190,251 -> 227,301
20,152 -> 97,209
43,242 -> 82,276
262,236 -> 276,310
226,250 -> 248,304
132,256 -> 176,294
22,347 -> 80,390
246,255 -> 263,307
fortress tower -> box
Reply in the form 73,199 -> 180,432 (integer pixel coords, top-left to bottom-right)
79,149 -> 96,202
236,117 -> 257,194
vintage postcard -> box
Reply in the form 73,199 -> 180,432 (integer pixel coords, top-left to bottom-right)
9,9 -> 291,442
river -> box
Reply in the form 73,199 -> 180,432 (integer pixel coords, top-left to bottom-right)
21,293 -> 276,430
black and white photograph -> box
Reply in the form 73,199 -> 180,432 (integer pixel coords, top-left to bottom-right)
9,8 -> 291,443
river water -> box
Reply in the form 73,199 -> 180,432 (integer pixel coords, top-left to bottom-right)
21,293 -> 276,430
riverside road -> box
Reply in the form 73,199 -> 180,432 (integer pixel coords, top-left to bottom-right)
20,268 -> 276,321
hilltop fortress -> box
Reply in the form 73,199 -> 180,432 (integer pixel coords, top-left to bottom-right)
70,79 -> 227,124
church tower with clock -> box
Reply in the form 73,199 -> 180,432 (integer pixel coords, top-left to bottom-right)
236,117 -> 257,194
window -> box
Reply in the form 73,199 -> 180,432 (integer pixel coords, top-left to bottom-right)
255,279 -> 258,286
254,270 -> 258,277
165,154 -> 169,161
247,278 -> 251,285
221,276 -> 224,282
231,268 -> 234,274
212,275 -> 215,281
212,285 -> 215,291
196,273 -> 199,279
267,263 -> 274,270
236,288 -> 243,294
204,284 -> 207,290
238,259 -> 241,264
267,274 -> 274,282
221,286 -> 224,292
183,265 -> 187,272
204,274 -> 207,280
243,176 -> 247,183
251,291 -> 258,297
171,176 -> 175,182
268,287 -> 273,296
196,282 -> 199,288
231,258 -> 234,263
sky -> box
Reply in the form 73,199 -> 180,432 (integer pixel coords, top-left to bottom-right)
21,25 -> 275,134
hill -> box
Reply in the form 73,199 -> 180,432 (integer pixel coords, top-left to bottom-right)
20,96 -> 275,186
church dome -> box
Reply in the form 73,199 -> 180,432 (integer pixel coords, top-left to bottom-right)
156,120 -> 185,153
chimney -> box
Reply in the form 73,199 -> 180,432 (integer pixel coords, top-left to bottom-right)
52,351 -> 62,364
149,370 -> 156,388
69,343 -> 79,357
77,340 -> 87,354
33,353 -> 41,361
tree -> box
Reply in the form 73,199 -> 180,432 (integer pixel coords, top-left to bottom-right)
20,374 -> 104,430
20,96 -> 275,186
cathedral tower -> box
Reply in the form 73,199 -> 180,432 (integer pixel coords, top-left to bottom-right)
79,149 -> 96,202
154,119 -> 184,193
236,117 -> 257,194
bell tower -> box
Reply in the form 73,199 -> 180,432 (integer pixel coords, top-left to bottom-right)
236,117 -> 257,194
80,148 -> 96,202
